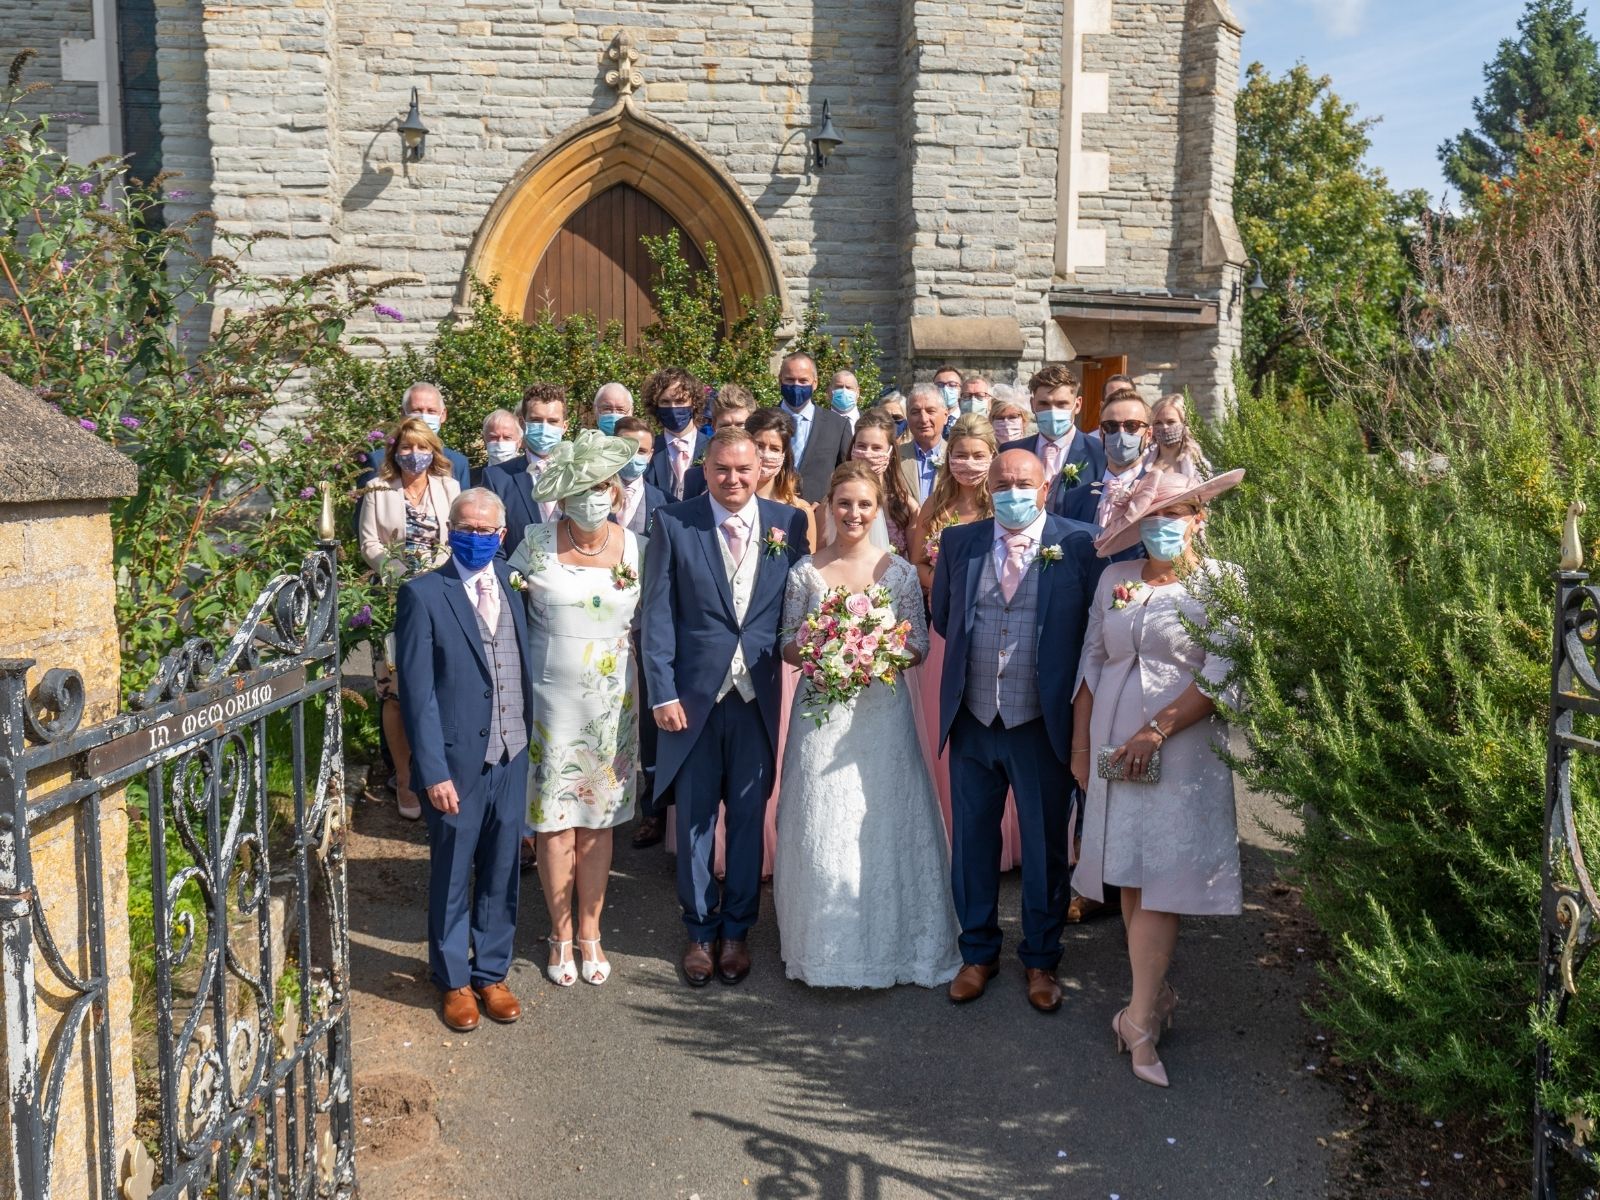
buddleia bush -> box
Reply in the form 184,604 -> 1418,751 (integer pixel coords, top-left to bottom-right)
1201,373 -> 1600,1144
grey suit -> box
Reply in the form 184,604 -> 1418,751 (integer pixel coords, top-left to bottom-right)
787,404 -> 854,502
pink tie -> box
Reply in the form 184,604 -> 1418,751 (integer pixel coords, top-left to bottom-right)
1042,440 -> 1061,479
722,515 -> 747,563
1000,532 -> 1029,602
474,573 -> 500,630
673,442 -> 690,497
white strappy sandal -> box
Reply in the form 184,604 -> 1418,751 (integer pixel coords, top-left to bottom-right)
546,939 -> 577,987
578,938 -> 611,986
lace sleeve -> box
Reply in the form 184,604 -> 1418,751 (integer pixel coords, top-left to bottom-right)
891,558 -> 930,664
781,558 -> 813,643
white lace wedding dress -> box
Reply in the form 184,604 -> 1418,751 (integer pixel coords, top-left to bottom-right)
774,555 -> 963,988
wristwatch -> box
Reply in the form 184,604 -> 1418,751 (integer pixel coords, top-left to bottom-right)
1146,718 -> 1167,743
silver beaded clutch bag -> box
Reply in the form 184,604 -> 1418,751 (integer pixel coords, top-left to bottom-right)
1098,744 -> 1161,784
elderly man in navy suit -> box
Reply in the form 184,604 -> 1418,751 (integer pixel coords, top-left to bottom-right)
642,428 -> 810,987
397,487 -> 533,1033
1000,364 -> 1105,518
931,449 -> 1105,1013
482,381 -> 568,560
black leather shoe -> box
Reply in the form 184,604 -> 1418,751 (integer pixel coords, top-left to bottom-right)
718,939 -> 751,985
632,813 -> 666,849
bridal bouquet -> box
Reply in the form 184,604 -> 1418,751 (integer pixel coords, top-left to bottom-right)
793,585 -> 915,725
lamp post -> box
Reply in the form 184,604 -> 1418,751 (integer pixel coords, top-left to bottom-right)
810,99 -> 843,171
398,88 -> 428,162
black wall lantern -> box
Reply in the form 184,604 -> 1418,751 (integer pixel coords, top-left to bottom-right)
1230,257 -> 1267,311
398,88 -> 429,162
810,99 -> 843,171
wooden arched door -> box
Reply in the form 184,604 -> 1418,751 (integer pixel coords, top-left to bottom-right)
524,184 -> 715,345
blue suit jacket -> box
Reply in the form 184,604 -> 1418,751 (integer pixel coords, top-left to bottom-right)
929,515 -> 1104,762
646,432 -> 711,502
641,494 -> 811,795
1001,433 -> 1106,516
480,456 -> 547,560
395,558 -> 535,795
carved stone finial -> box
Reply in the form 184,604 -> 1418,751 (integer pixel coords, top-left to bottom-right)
604,31 -> 645,101
1562,500 -> 1588,572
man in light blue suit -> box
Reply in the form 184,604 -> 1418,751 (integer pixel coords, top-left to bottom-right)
641,428 -> 810,988
1000,364 -> 1106,518
396,487 -> 533,1034
931,449 -> 1104,1014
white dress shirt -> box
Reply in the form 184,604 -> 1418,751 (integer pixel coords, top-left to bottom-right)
788,402 -> 816,464
526,449 -> 559,522
991,510 -> 1048,580
619,477 -> 648,533
709,493 -> 761,703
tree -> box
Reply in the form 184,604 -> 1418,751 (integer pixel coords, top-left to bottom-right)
1440,0 -> 1600,196
1233,63 -> 1426,394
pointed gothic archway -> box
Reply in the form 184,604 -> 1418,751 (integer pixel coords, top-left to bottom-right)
461,99 -> 787,332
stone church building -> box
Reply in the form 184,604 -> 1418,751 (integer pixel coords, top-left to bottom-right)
8,0 -> 1247,421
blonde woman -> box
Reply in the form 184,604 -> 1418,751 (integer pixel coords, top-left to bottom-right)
1145,394 -> 1210,480
907,414 -> 1022,867
358,416 -> 460,819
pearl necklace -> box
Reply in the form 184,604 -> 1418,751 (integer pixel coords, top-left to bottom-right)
566,520 -> 612,558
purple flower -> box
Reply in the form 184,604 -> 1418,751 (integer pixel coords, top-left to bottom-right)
119,415 -> 141,429
299,486 -> 316,499
168,189 -> 192,200
224,543 -> 243,555
302,434 -> 314,444
347,604 -> 373,630
367,430 -> 385,442
372,303 -> 405,323
239,441 -> 254,452
78,418 -> 98,432
358,453 -> 370,465
77,181 -> 94,196
52,185 -> 72,199
99,201 -> 113,212
181,371 -> 193,383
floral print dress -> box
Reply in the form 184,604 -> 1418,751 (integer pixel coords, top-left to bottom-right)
508,522 -> 645,832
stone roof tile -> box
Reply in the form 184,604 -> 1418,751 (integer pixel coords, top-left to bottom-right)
0,372 -> 139,504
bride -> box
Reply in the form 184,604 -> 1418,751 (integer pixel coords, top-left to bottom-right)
775,461 -> 962,988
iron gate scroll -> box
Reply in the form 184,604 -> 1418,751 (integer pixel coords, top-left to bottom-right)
1540,504 -> 1600,1200
0,545 -> 354,1200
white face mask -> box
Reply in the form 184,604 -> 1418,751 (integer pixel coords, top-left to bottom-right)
485,439 -> 519,465
411,412 -> 442,434
565,489 -> 614,532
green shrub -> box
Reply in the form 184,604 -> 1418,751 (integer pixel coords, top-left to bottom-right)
1201,373 -> 1600,1145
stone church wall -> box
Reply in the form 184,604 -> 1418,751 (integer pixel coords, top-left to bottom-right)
0,0 -> 100,153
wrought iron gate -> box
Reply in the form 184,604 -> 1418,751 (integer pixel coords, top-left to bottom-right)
0,544 -> 354,1199
1538,527 -> 1600,1198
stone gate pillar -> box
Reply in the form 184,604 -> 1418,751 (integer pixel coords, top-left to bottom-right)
0,373 -> 139,1200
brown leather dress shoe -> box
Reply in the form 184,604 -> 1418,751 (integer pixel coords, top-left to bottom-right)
632,813 -> 666,848
473,980 -> 522,1023
681,940 -> 719,987
1026,968 -> 1063,1013
440,986 -> 479,1032
947,961 -> 1000,1003
1065,894 -> 1110,923
718,939 -> 751,985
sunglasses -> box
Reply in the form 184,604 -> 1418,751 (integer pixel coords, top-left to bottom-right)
1100,419 -> 1149,435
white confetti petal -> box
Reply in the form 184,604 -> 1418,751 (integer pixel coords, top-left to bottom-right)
1433,1120 -> 1444,1128
1056,1150 -> 1068,1158
1166,1138 -> 1177,1145
1452,1152 -> 1464,1161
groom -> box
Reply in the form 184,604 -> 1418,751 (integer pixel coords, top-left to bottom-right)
931,449 -> 1104,1012
642,427 -> 811,986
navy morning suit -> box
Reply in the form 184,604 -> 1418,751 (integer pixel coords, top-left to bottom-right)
930,515 -> 1104,968
646,432 -> 711,502
641,494 -> 810,942
396,558 -> 533,991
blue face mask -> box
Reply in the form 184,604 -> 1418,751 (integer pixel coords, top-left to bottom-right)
939,383 -> 961,408
1140,516 -> 1189,561
448,528 -> 501,571
1035,408 -> 1075,439
992,487 -> 1041,531
596,412 -> 623,436
781,383 -> 815,411
656,405 -> 693,434
830,388 -> 857,414
524,421 -> 563,456
1105,429 -> 1146,467
959,396 -> 990,416
618,452 -> 650,482
395,449 -> 433,476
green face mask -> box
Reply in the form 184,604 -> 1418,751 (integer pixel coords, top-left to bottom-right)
565,489 -> 614,532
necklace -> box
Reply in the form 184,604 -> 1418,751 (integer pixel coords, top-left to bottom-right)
566,519 -> 612,558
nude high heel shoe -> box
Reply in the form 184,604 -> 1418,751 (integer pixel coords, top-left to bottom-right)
1112,1008 -> 1170,1088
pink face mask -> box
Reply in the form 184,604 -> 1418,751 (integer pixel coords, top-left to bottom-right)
852,445 -> 891,473
948,454 -> 992,486
993,417 -> 1024,442
757,449 -> 785,481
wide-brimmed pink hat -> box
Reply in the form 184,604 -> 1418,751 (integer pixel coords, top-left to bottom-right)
1093,468 -> 1245,558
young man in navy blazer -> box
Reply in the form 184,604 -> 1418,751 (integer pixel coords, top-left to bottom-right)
931,449 -> 1105,1013
1000,364 -> 1105,518
396,487 -> 534,1033
642,367 -> 711,503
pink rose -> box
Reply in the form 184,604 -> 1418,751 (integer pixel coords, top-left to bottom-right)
768,526 -> 786,544
846,592 -> 871,617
